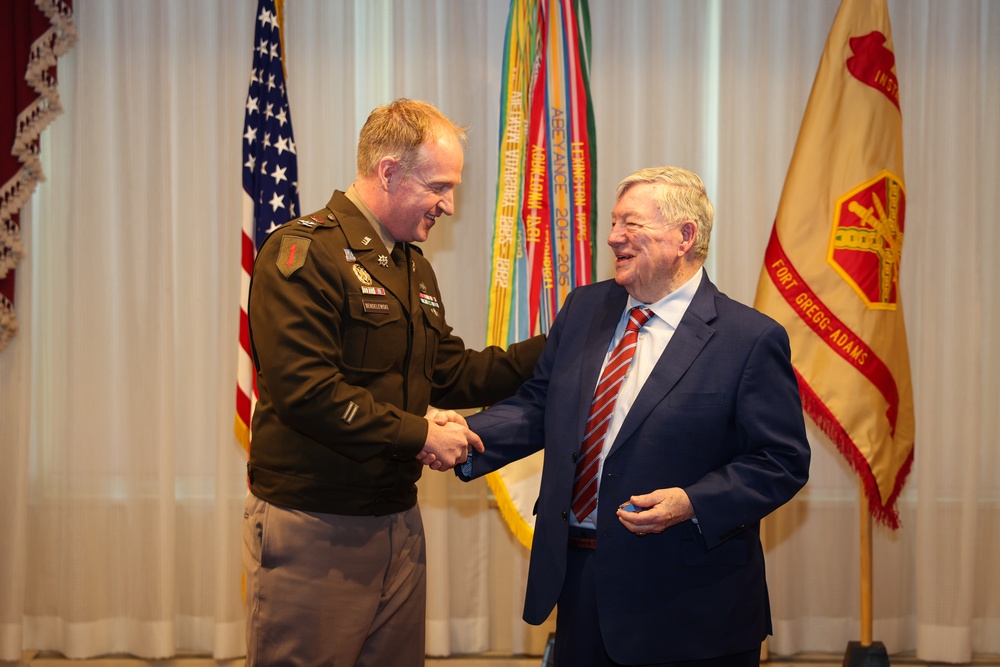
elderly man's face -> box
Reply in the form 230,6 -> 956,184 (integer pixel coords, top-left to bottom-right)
607,182 -> 687,303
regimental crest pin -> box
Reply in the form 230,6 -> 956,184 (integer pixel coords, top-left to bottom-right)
353,263 -> 373,286
362,236 -> 372,246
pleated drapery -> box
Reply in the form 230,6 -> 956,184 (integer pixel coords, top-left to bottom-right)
0,0 -> 996,662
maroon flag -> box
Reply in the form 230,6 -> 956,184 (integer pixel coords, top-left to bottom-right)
0,0 -> 76,351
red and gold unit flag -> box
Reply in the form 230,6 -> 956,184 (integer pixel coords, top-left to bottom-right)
754,0 -> 914,529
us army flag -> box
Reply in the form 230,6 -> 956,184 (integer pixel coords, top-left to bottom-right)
486,0 -> 595,548
754,0 -> 914,529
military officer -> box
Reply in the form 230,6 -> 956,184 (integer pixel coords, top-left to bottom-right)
242,99 -> 545,667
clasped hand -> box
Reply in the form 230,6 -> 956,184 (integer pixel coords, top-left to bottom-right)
417,408 -> 484,471
616,487 -> 695,536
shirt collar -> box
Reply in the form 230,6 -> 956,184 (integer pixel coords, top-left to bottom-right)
629,267 -> 704,330
346,185 -> 396,252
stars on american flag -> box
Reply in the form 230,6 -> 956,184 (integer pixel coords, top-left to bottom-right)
242,0 -> 299,238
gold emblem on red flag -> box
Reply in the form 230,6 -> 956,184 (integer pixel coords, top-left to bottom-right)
829,170 -> 905,310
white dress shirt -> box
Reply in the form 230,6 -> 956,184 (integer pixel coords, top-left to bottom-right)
572,268 -> 704,528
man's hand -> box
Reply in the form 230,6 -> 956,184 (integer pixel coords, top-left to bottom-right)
417,408 -> 484,471
615,487 -> 695,536
424,406 -> 469,428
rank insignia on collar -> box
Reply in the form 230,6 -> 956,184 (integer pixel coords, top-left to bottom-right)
411,260 -> 416,273
343,248 -> 356,262
362,236 -> 372,246
353,264 -> 373,286
378,254 -> 389,268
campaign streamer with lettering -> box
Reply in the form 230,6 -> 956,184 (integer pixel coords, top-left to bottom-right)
486,0 -> 595,547
753,0 -> 914,528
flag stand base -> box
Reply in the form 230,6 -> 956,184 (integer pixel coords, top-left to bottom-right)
842,641 -> 889,667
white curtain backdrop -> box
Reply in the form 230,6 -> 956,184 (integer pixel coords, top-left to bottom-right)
0,0 -> 997,662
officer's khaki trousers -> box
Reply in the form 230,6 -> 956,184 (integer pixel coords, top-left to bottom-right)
243,495 -> 426,667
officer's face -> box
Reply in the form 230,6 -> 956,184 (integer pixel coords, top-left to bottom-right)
383,134 -> 464,243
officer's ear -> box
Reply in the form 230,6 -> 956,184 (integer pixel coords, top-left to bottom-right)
377,157 -> 399,192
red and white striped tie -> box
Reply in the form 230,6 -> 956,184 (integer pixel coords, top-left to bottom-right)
571,306 -> 654,521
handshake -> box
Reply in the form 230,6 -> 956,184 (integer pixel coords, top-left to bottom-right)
417,407 -> 484,471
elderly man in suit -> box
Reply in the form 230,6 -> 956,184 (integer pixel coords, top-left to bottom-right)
458,166 -> 810,667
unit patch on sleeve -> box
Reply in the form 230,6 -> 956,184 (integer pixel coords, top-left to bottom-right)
277,236 -> 312,278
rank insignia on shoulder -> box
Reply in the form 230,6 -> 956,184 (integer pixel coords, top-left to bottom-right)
297,218 -> 318,228
277,236 -> 311,278
353,263 -> 373,286
341,401 -> 360,424
343,248 -> 356,262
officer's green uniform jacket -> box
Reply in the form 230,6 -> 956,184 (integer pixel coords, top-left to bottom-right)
247,190 -> 545,516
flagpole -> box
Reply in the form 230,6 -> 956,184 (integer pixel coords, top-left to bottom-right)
844,482 -> 888,667
860,484 -> 873,646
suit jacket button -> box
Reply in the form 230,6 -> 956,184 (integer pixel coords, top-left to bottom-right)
571,453 -> 578,462
561,511 -> 568,520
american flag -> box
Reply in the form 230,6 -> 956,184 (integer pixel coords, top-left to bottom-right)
236,0 -> 300,450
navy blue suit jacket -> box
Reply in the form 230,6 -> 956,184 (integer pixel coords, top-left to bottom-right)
460,275 -> 810,664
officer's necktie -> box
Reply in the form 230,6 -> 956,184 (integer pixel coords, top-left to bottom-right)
571,306 -> 654,521
391,242 -> 409,295
391,242 -> 407,268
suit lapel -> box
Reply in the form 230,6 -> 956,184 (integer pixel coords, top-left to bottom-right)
607,277 -> 719,456
327,192 -> 412,314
